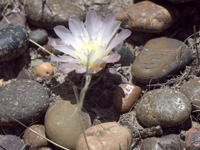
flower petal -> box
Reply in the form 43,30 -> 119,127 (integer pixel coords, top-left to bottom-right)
54,45 -> 83,59
51,55 -> 74,62
85,10 -> 101,37
69,17 -> 89,39
54,25 -> 71,40
104,29 -> 131,55
88,67 -> 102,74
59,63 -> 77,73
105,53 -> 121,63
48,38 -> 67,46
75,65 -> 87,73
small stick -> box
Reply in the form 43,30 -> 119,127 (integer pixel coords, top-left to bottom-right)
29,39 -> 55,56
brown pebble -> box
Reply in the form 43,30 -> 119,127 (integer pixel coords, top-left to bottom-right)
0,12 -> 26,26
117,1 -> 174,33
185,128 -> 200,149
23,124 -> 49,150
17,69 -> 34,80
76,122 -> 132,150
39,45 -> 52,57
114,83 -> 141,113
34,63 -> 54,77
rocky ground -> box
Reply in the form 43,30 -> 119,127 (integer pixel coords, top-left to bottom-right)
0,0 -> 200,150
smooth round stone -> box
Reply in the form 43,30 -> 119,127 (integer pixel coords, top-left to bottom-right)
0,79 -> 49,126
44,100 -> 91,150
23,124 -> 49,150
24,0 -> 85,30
34,63 -> 54,78
140,134 -> 183,150
0,135 -> 24,150
136,88 -> 191,128
180,78 -> 200,111
114,46 -> 135,66
185,128 -> 200,149
17,69 -> 34,80
131,37 -> 192,83
114,83 -> 141,113
0,24 -> 29,63
0,12 -> 26,27
117,1 -> 176,33
30,29 -> 48,46
76,122 -> 132,150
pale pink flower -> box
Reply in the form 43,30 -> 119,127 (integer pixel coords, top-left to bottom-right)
49,10 -> 131,74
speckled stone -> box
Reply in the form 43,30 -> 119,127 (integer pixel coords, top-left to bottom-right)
30,29 -> 48,46
117,1 -> 177,33
185,128 -> 200,150
23,124 -> 49,150
0,79 -> 49,126
0,135 -> 24,150
131,37 -> 192,83
76,122 -> 132,150
24,0 -> 85,30
114,46 -> 135,66
0,24 -> 29,63
140,134 -> 184,150
136,88 -> 191,128
180,78 -> 200,111
45,100 -> 91,150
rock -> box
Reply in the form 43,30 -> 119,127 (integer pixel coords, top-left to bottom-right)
39,45 -> 53,57
117,1 -> 175,33
0,135 -> 24,150
23,124 -> 49,150
24,0 -> 85,30
0,12 -> 26,26
76,122 -> 132,150
30,29 -> 48,46
34,63 -> 54,78
180,78 -> 200,111
114,83 -> 141,113
95,8 -> 113,18
44,100 -> 91,150
185,128 -> 200,150
0,24 -> 29,63
17,69 -> 34,80
131,37 -> 192,83
136,88 -> 191,128
114,46 -> 136,66
0,79 -> 49,126
140,134 -> 184,150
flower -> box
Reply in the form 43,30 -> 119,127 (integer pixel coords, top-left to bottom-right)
48,10 -> 131,74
